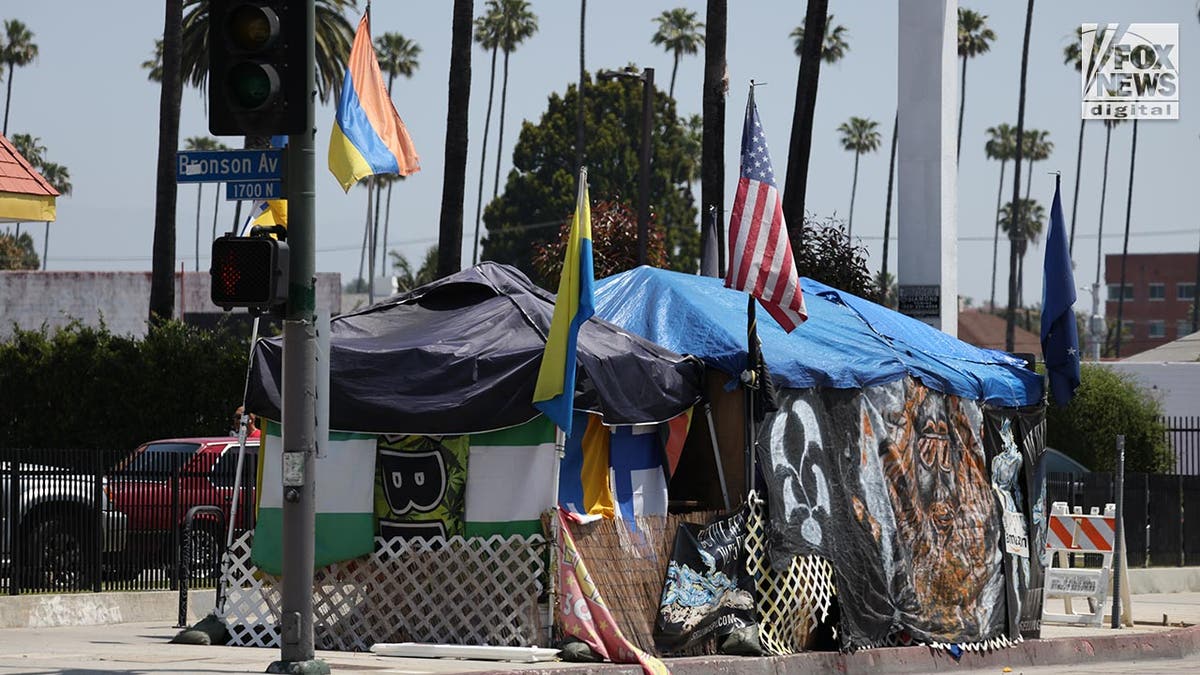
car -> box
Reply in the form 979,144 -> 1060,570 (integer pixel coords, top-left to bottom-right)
106,437 -> 258,580
1,461 -> 128,590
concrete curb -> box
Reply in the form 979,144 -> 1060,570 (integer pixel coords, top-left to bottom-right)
485,625 -> 1200,674
0,590 -> 213,629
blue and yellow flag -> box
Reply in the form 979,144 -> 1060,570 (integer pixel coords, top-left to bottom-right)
328,12 -> 420,192
533,170 -> 595,436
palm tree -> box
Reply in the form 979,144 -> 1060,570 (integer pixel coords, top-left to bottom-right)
1062,25 -> 1099,257
985,123 -> 1017,310
1004,0 -> 1034,352
700,0 -> 727,275
9,133 -> 46,238
1,20 -> 38,136
880,112 -> 897,293
956,8 -> 995,159
37,161 -> 70,271
439,0 -> 475,279
1092,115 -> 1122,306
1113,119 -> 1139,357
477,0 -> 538,200
184,136 -> 226,272
999,197 -> 1045,307
782,0 -> 834,247
472,4 -> 502,266
149,0 -> 183,324
373,32 -> 421,274
650,7 -> 705,99
836,116 -> 881,237
789,14 -> 848,62
389,245 -> 439,292
1021,129 -> 1053,199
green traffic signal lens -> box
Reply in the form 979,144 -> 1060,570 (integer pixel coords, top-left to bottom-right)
227,4 -> 279,52
228,62 -> 280,110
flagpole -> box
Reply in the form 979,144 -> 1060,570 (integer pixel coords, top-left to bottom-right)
742,294 -> 757,499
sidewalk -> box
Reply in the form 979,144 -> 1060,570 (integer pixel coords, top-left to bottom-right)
0,592 -> 1196,674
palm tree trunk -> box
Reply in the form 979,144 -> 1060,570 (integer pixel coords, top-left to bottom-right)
194,184 -> 202,272
211,182 -> 221,241
357,205 -> 369,291
149,0 -> 183,324
41,221 -> 48,271
847,151 -> 860,237
881,112 -> 897,288
1093,124 -> 1112,287
472,45 -> 499,265
3,64 -> 14,136
439,0 -> 473,279
375,177 -> 386,275
669,52 -> 680,99
1069,118 -> 1085,257
782,0 -> 829,248
1114,119 -> 1138,358
1005,0 -> 1035,353
1024,157 -> 1033,200
957,55 -> 967,160
575,0 -> 586,177
366,180 -> 376,303
492,49 -> 510,199
701,0 -> 727,276
383,182 -> 395,275
989,159 -> 1007,311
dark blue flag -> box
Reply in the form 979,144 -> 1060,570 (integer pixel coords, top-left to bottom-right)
1040,175 -> 1081,406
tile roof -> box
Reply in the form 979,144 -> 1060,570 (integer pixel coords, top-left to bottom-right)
0,133 -> 58,198
957,309 -> 1042,354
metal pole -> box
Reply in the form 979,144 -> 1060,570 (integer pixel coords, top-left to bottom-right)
269,0 -> 325,672
637,68 -> 654,267
1111,434 -> 1125,629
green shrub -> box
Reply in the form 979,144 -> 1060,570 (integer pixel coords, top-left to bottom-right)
1045,363 -> 1172,473
0,319 -> 249,466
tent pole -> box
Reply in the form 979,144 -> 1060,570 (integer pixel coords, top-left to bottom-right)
548,426 -> 565,645
704,402 -> 731,511
219,315 -> 261,615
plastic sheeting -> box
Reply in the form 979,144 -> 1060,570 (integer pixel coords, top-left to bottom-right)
246,263 -> 705,435
594,267 -> 1042,407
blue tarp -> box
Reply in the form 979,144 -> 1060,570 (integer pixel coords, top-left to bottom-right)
594,266 -> 1042,408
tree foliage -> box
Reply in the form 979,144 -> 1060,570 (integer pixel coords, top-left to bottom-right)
0,320 -> 248,464
532,200 -> 667,284
1045,363 -> 1172,473
481,72 -> 699,286
794,214 -> 881,302
0,231 -> 39,270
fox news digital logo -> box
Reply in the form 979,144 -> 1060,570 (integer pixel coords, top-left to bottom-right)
1081,23 -> 1178,120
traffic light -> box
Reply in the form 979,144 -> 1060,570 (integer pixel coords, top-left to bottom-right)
208,0 -> 309,136
210,235 -> 290,310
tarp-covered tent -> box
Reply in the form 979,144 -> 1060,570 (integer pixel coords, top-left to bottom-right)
246,262 -> 706,434
594,266 -> 1047,650
594,266 -> 1041,406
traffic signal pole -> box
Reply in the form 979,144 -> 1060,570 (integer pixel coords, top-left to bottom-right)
268,0 -> 325,673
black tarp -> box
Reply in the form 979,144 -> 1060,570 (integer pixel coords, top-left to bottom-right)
246,263 -> 705,435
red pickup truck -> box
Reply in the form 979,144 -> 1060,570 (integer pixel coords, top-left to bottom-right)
106,437 -> 258,580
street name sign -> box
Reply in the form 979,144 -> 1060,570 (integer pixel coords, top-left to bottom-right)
176,149 -> 283,183
226,180 -> 284,201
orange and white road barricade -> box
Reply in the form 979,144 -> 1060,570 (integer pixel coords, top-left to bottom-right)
1041,501 -> 1132,627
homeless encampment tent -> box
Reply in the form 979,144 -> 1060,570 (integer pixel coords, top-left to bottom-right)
594,266 -> 1047,651
222,263 -> 706,651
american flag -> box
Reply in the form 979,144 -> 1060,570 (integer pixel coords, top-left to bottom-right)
724,96 -> 808,331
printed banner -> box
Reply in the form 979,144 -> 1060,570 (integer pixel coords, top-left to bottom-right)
374,434 -> 468,540
654,506 -> 757,651
983,405 -> 1047,640
758,379 -> 1008,648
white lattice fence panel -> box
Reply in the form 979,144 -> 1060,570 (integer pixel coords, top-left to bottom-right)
744,494 -> 836,655
219,530 -> 546,651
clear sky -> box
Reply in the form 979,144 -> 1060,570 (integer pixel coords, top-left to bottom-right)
6,1 -> 1198,313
